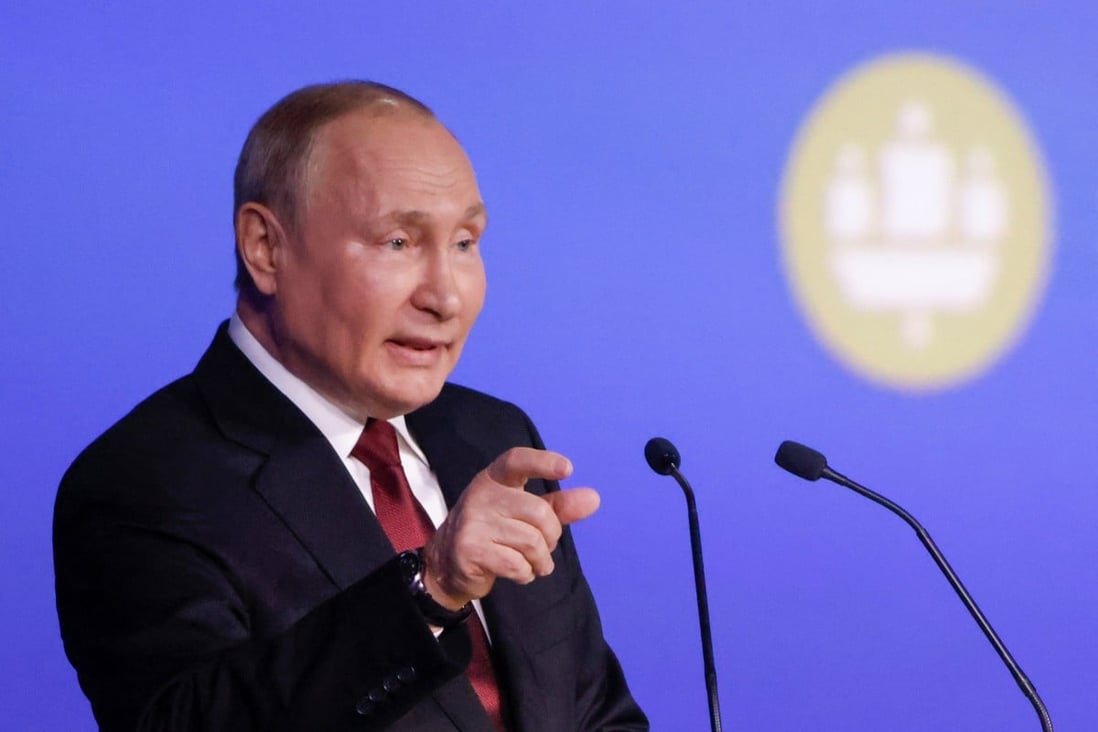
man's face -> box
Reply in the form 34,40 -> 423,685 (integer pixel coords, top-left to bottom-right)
270,108 -> 487,420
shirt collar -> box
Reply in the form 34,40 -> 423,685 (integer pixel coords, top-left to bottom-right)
227,312 -> 429,466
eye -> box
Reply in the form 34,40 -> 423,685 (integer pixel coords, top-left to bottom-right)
386,238 -> 407,251
455,238 -> 475,252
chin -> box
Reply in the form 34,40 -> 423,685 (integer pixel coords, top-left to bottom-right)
369,378 -> 447,419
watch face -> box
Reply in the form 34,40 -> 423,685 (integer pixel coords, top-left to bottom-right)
398,550 -> 422,585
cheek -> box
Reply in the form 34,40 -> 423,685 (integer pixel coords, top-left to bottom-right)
461,266 -> 488,317
332,272 -> 402,323
339,284 -> 414,363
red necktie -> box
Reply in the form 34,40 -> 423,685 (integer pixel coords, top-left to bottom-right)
352,419 -> 507,731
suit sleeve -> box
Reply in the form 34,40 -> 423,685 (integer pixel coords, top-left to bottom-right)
54,450 -> 470,732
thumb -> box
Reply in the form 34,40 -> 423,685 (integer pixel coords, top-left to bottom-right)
543,488 -> 601,526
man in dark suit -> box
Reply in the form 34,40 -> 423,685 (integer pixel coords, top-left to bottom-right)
54,81 -> 648,731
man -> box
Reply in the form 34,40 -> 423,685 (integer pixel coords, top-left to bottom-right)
54,81 -> 648,731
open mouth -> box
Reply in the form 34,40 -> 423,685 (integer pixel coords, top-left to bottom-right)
393,337 -> 442,351
387,338 -> 446,364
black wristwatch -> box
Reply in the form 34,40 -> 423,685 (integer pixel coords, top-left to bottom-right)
398,549 -> 473,629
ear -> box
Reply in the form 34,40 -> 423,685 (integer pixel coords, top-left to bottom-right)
235,202 -> 286,296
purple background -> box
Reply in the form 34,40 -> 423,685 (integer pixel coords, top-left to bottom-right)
3,3 -> 1096,730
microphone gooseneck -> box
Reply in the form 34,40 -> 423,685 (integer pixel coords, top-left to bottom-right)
774,440 -> 1053,732
644,437 -> 722,732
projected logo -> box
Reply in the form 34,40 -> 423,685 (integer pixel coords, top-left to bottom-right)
780,54 -> 1051,391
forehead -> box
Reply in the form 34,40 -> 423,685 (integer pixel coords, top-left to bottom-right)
308,108 -> 476,193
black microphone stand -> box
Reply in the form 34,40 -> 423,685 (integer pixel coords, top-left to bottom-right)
666,462 -> 723,732
822,465 -> 1053,732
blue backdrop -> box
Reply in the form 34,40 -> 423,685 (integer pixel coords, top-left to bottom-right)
3,3 -> 1096,730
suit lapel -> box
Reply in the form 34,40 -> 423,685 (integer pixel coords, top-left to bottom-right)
252,432 -> 395,589
405,392 -> 488,510
194,324 -> 394,590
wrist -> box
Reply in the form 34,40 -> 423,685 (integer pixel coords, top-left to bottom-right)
420,541 -> 473,609
420,571 -> 466,612
398,549 -> 473,629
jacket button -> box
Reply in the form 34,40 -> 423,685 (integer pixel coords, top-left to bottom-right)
368,688 -> 388,703
383,677 -> 401,693
355,698 -> 374,716
397,665 -> 417,684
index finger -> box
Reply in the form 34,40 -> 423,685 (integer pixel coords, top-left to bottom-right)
485,447 -> 574,488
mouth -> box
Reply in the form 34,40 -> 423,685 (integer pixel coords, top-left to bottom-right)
386,337 -> 449,365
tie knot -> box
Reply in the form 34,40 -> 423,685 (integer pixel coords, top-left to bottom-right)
351,419 -> 402,471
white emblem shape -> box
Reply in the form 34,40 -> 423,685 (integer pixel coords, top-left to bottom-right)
825,100 -> 1006,349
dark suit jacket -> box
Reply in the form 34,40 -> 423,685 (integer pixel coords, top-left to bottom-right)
54,325 -> 647,731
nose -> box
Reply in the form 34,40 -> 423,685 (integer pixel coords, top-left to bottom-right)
412,247 -> 463,320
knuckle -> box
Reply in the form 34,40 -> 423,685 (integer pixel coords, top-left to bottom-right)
531,497 -> 554,523
514,524 -> 542,554
453,534 -> 484,565
498,447 -> 525,471
535,500 -> 560,532
507,553 -> 532,578
489,447 -> 543,487
467,475 -> 496,501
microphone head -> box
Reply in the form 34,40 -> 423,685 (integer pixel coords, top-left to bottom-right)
644,437 -> 681,476
774,440 -> 828,481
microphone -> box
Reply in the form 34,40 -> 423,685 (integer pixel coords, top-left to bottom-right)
774,440 -> 1053,732
643,436 -> 680,476
644,437 -> 722,732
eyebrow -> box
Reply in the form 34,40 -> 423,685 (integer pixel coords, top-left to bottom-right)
390,203 -> 488,228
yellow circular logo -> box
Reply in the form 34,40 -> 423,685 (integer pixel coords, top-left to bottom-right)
780,53 -> 1052,391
